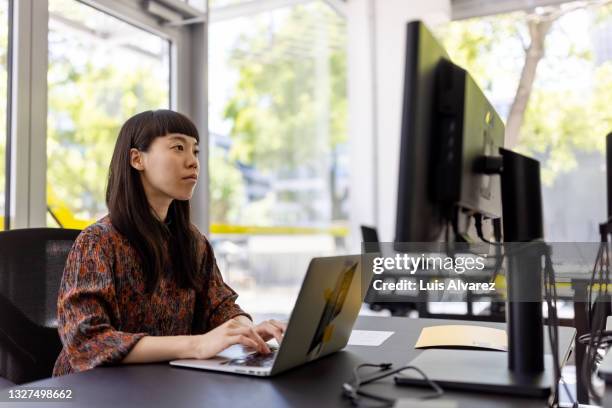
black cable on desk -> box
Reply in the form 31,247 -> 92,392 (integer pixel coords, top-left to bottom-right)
342,363 -> 443,407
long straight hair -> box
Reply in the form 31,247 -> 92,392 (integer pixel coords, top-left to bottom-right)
106,110 -> 200,293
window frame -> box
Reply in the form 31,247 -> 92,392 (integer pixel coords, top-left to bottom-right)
2,0 -> 13,231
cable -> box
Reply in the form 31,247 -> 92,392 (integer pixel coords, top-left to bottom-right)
342,363 -> 444,407
578,331 -> 612,346
472,215 -> 576,407
581,234 -> 610,405
473,214 -> 505,286
474,214 -> 502,246
543,246 -> 578,408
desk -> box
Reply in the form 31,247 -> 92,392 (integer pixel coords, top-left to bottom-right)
1,316 -> 575,408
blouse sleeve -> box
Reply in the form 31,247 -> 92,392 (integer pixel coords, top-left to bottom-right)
57,227 -> 147,373
197,233 -> 251,331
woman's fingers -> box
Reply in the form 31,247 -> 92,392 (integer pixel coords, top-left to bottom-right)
249,326 -> 271,353
230,334 -> 259,350
229,325 -> 270,353
269,320 -> 287,334
257,322 -> 283,344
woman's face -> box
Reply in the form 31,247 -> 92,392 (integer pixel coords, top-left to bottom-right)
130,133 -> 200,202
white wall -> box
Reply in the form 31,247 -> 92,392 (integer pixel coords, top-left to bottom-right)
347,0 -> 450,249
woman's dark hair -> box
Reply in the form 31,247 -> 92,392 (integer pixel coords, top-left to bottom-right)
106,109 -> 200,293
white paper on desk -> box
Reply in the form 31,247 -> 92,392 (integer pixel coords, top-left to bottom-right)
347,330 -> 394,346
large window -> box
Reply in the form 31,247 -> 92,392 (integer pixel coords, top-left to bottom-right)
47,0 -> 170,228
0,0 -> 9,230
208,1 -> 348,314
438,2 -> 612,242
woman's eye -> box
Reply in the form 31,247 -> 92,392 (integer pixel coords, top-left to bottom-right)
174,145 -> 184,151
194,150 -> 200,155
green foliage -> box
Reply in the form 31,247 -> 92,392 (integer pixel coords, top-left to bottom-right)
47,48 -> 167,220
439,6 -> 612,186
595,2 -> 612,24
437,13 -> 526,93
512,31 -> 611,185
209,146 -> 245,224
219,2 -> 347,224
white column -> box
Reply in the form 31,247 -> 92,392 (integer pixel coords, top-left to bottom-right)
9,0 -> 48,229
174,21 -> 210,234
346,0 -> 450,249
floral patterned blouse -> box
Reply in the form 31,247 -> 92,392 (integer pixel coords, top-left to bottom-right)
53,215 -> 249,377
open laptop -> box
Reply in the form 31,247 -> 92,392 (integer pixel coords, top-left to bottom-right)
170,255 -> 372,376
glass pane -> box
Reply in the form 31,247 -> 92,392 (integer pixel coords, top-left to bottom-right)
47,0 -> 170,228
437,4 -> 612,243
0,0 -> 8,230
209,1 -> 348,314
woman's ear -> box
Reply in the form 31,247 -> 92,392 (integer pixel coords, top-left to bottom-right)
130,148 -> 145,171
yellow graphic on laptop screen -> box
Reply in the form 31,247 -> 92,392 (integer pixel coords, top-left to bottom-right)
306,261 -> 358,360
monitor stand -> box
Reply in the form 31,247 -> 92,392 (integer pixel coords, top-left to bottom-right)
395,349 -> 553,397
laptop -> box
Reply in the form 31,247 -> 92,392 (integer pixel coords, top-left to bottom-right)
170,255 -> 371,376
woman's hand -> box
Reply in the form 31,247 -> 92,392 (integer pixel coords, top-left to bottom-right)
191,317 -> 271,359
254,319 -> 287,343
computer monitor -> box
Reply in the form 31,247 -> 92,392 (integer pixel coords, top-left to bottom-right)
395,21 -> 503,243
393,21 -> 554,397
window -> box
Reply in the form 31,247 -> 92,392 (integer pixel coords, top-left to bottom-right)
0,0 -> 9,230
209,1 -> 348,314
47,0 -> 170,228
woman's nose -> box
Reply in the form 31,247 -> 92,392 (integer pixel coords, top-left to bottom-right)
187,152 -> 199,168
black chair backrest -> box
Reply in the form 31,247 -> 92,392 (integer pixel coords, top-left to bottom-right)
361,224 -> 419,316
360,225 -> 381,253
0,228 -> 81,384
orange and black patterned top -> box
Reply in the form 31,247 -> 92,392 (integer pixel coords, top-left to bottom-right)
52,215 -> 249,377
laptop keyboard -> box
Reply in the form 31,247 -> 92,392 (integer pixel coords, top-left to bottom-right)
223,347 -> 278,368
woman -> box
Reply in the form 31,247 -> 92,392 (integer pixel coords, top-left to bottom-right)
53,109 -> 285,376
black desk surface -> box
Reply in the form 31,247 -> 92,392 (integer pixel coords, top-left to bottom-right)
2,316 -> 575,408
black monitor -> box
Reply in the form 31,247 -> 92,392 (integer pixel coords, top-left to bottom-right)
395,21 -> 503,243
392,21 -> 554,397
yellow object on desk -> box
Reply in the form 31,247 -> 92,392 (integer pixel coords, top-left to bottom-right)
414,325 -> 507,351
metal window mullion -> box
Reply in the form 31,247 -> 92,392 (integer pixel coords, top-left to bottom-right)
9,0 -> 47,229
4,0 -> 14,230
174,19 -> 209,233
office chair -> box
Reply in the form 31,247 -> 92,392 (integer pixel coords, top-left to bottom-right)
0,376 -> 13,390
0,227 -> 81,384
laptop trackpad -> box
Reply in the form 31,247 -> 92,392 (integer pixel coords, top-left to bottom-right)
216,345 -> 251,360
